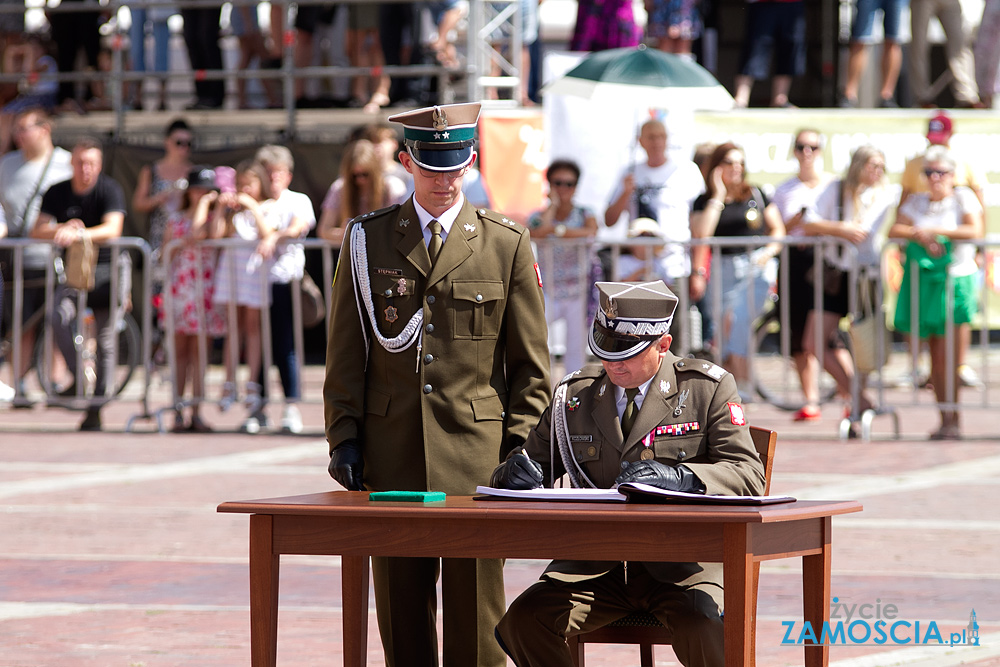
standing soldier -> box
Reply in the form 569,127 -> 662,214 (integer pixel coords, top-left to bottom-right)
323,102 -> 551,667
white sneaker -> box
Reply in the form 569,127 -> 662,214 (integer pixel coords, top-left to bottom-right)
281,404 -> 303,434
240,415 -> 261,435
0,380 -> 15,402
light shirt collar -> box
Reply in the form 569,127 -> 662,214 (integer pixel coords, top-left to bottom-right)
615,376 -> 654,419
414,193 -> 465,245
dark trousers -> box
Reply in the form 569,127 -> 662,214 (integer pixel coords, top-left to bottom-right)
49,10 -> 101,102
181,8 -> 225,105
379,3 -> 421,103
259,282 -> 300,401
371,556 -> 507,667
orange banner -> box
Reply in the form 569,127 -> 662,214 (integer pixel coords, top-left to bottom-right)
479,111 -> 546,223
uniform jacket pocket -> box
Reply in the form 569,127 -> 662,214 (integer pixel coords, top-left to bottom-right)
452,280 -> 504,339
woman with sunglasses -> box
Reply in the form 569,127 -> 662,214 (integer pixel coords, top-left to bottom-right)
691,142 -> 785,400
318,139 -> 406,247
890,146 -> 984,440
772,130 -> 834,419
132,119 -> 195,257
798,145 -> 891,423
527,159 -> 598,372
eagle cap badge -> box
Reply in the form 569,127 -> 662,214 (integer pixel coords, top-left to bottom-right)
432,106 -> 448,131
603,297 -> 618,320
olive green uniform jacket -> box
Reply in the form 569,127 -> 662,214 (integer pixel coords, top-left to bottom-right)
323,197 -> 552,494
523,354 -> 765,606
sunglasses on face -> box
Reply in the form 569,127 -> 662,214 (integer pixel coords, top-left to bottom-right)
924,168 -> 953,179
550,180 -> 577,188
795,143 -> 821,152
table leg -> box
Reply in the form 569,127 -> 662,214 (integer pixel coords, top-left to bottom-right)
250,514 -> 279,667
802,517 -> 832,667
342,555 -> 369,667
723,524 -> 753,667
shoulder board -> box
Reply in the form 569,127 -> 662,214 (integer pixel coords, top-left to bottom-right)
349,203 -> 401,225
674,358 -> 728,381
476,207 -> 522,231
559,366 -> 602,386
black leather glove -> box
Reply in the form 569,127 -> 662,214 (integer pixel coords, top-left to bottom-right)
489,448 -> 544,490
328,439 -> 365,491
614,461 -> 706,494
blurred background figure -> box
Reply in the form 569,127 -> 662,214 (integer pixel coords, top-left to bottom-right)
890,147 -> 983,440
690,142 -> 784,399
840,0 -> 905,108
347,2 -> 391,113
797,145 -> 891,422
211,160 -> 273,432
230,1 -> 280,109
317,138 -> 406,248
47,0 -> 103,114
909,0 -> 982,108
181,2 -> 224,108
132,119 -> 193,258
571,0 -> 641,51
974,0 -> 1000,108
733,0 -> 806,108
527,158 -> 598,373
127,0 -> 174,110
646,0 -> 702,57
160,166 -> 227,433
0,34 -> 57,154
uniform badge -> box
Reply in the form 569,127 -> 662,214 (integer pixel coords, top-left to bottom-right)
603,297 -> 618,320
673,389 -> 689,417
705,363 -> 726,380
659,380 -> 669,394
399,218 -> 410,227
384,306 -> 399,323
599,383 -> 607,397
658,422 -> 701,436
432,106 -> 448,131
534,263 -> 543,287
567,396 -> 581,411
464,223 -> 476,232
570,434 -> 593,442
396,278 -> 407,295
640,449 -> 655,460
728,402 -> 746,426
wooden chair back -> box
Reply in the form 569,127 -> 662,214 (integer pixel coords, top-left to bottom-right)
567,425 -> 778,667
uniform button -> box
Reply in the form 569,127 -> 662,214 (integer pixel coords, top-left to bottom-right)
479,208 -> 486,214
501,411 -> 506,418
621,461 -> 629,469
384,289 -> 393,296
425,323 -> 434,333
423,384 -> 433,394
475,294 -> 483,302
427,295 -> 435,304
678,450 -> 686,459
677,361 -> 685,367
424,354 -> 434,364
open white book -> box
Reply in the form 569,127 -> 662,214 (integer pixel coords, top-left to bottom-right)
474,483 -> 795,505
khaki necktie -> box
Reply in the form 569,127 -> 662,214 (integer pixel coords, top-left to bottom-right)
428,219 -> 443,265
621,387 -> 639,439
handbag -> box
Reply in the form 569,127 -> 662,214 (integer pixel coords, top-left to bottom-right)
849,275 -> 890,373
64,235 -> 97,291
299,271 -> 325,329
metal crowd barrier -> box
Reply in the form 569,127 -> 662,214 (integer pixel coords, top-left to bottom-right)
532,234 -> 1000,441
1,237 -> 153,420
155,236 -> 338,433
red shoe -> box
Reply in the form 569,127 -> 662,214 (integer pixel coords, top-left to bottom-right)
793,406 -> 821,422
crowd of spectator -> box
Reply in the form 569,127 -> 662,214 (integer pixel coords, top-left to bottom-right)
0,0 -> 997,119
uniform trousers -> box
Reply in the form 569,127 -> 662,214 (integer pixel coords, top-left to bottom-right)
909,0 -> 978,104
371,555 -> 506,667
496,562 -> 725,667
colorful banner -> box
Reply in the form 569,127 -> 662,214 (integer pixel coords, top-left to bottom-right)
479,111 -> 547,223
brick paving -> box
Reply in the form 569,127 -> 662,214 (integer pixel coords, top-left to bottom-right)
2,366 -> 999,666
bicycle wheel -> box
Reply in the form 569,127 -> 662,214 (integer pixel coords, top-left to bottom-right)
751,309 -> 841,411
34,312 -> 141,400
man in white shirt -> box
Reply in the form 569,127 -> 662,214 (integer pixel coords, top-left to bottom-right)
605,119 -> 705,283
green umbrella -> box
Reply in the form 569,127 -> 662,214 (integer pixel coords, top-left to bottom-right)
544,45 -> 734,111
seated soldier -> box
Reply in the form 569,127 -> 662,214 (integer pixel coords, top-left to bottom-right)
492,280 -> 766,667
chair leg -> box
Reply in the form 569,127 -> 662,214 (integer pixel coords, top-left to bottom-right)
640,643 -> 654,667
567,635 -> 584,667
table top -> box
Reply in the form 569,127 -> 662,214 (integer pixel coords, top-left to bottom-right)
218,491 -> 863,524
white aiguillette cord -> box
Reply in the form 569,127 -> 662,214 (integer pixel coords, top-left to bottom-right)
552,382 -> 597,489
350,224 -> 424,369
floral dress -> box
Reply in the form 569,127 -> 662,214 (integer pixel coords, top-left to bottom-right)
161,211 -> 227,336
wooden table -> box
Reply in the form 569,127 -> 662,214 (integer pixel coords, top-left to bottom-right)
218,492 -> 862,667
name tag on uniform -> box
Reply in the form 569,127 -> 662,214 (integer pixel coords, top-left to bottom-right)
570,435 -> 593,442
375,267 -> 403,276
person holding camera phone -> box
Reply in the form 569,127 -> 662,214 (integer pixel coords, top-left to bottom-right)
212,161 -> 275,433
